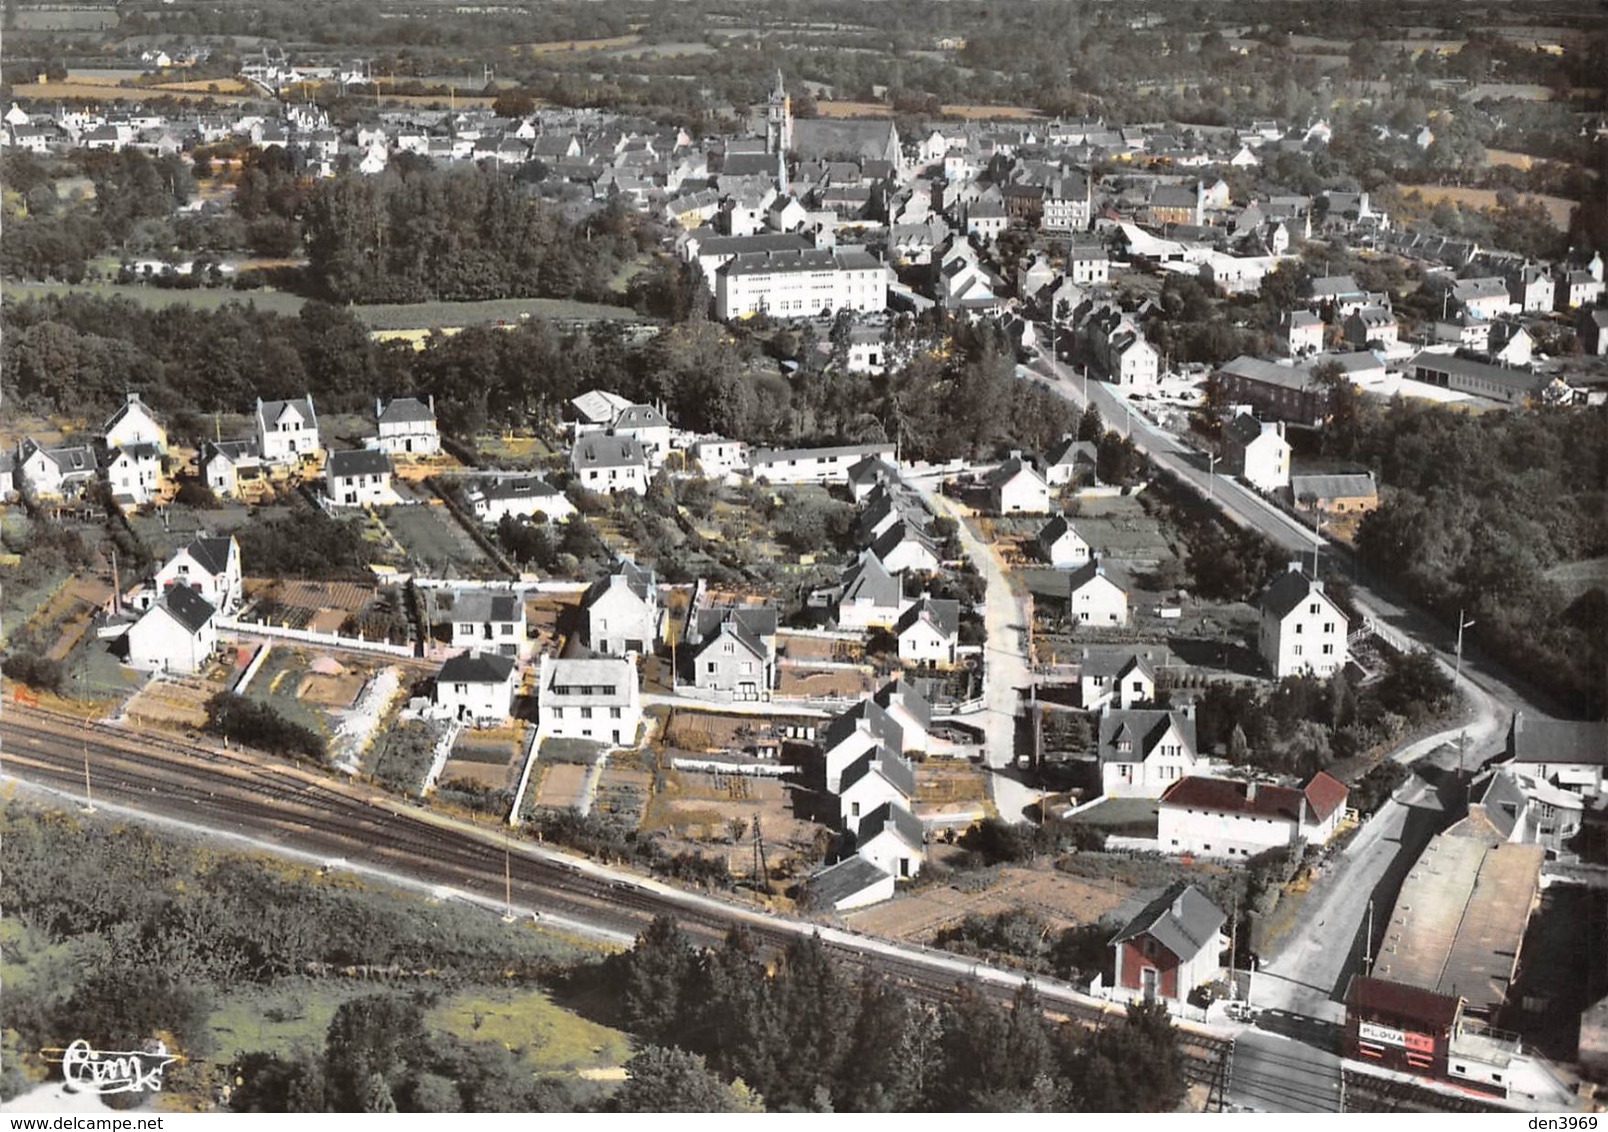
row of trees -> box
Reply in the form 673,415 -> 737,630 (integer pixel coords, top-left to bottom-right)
607,916 -> 1190,1112
3,293 -> 1076,469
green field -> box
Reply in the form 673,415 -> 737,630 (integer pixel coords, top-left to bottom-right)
357,296 -> 647,330
4,283 -> 648,329
428,986 -> 631,1073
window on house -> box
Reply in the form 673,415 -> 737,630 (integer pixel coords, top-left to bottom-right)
551,707 -> 563,719
1295,623 -> 1304,634
1294,645 -> 1304,656
580,707 -> 592,719
610,707 -> 622,719
705,662 -> 717,674
1323,622 -> 1335,633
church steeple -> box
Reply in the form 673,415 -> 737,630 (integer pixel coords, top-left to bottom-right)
766,68 -> 792,157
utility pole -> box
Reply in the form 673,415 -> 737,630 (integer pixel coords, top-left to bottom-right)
1309,511 -> 1326,576
1207,451 -> 1220,502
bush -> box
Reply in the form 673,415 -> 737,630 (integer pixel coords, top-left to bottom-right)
1,648 -> 65,693
203,692 -> 325,761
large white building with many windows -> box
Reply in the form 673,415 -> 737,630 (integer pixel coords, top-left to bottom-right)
714,248 -> 888,321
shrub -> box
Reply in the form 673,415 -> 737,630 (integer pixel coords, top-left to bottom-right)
203,692 -> 325,761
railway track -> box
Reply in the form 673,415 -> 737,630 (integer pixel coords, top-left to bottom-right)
1,707 -> 1238,1086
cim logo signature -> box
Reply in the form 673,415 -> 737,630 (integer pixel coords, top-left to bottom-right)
49,1040 -> 178,1095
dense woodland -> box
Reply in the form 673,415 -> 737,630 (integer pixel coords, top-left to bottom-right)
1342,404 -> 1608,719
598,916 -> 1189,1112
0,806 -> 1186,1112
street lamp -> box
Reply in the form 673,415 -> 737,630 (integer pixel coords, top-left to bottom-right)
1309,512 -> 1327,577
1207,452 -> 1220,502
1455,609 -> 1476,773
1454,608 -> 1476,689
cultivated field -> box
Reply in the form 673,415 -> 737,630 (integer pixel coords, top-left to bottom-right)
1399,184 -> 1576,229
841,865 -> 1135,941
534,762 -> 591,810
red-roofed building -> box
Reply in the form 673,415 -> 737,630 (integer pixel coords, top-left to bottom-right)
1157,772 -> 1349,859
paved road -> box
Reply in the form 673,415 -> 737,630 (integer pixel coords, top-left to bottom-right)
914,480 -> 1043,823
1025,339 -> 1555,725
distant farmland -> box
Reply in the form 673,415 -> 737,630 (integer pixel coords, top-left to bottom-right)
4,282 -> 650,331
1399,184 -> 1576,230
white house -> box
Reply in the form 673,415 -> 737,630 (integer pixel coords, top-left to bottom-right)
582,560 -> 660,656
690,606 -> 777,699
872,678 -> 932,756
1098,706 -> 1201,798
821,699 -> 906,792
374,396 -> 440,457
1067,559 -> 1129,627
1278,310 -> 1325,358
1108,883 -> 1226,1007
1080,652 -> 1157,711
103,393 -> 167,453
835,551 -> 907,631
435,651 -> 518,726
693,438 -> 749,480
325,448 -> 396,508
895,596 -> 960,668
465,474 -> 576,525
254,396 -> 320,465
16,440 -> 97,498
537,653 -> 641,746
1038,515 -> 1092,567
448,590 -> 528,660
123,585 -> 217,675
571,433 -> 650,496
1042,438 -> 1097,487
855,801 -> 926,879
1450,277 -> 1516,322
200,439 -> 263,499
154,535 -> 242,614
609,404 -> 673,466
1220,413 -> 1290,493
1506,266 -> 1554,314
1258,564 -> 1348,678
869,521 -> 942,576
839,746 -> 917,834
983,453 -> 1050,515
1157,772 -> 1349,859
104,444 -> 162,506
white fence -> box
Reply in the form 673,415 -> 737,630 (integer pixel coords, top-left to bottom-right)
421,719 -> 464,794
218,617 -> 414,657
670,758 -> 800,777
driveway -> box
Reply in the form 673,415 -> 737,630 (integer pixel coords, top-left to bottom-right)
910,478 -> 1042,824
